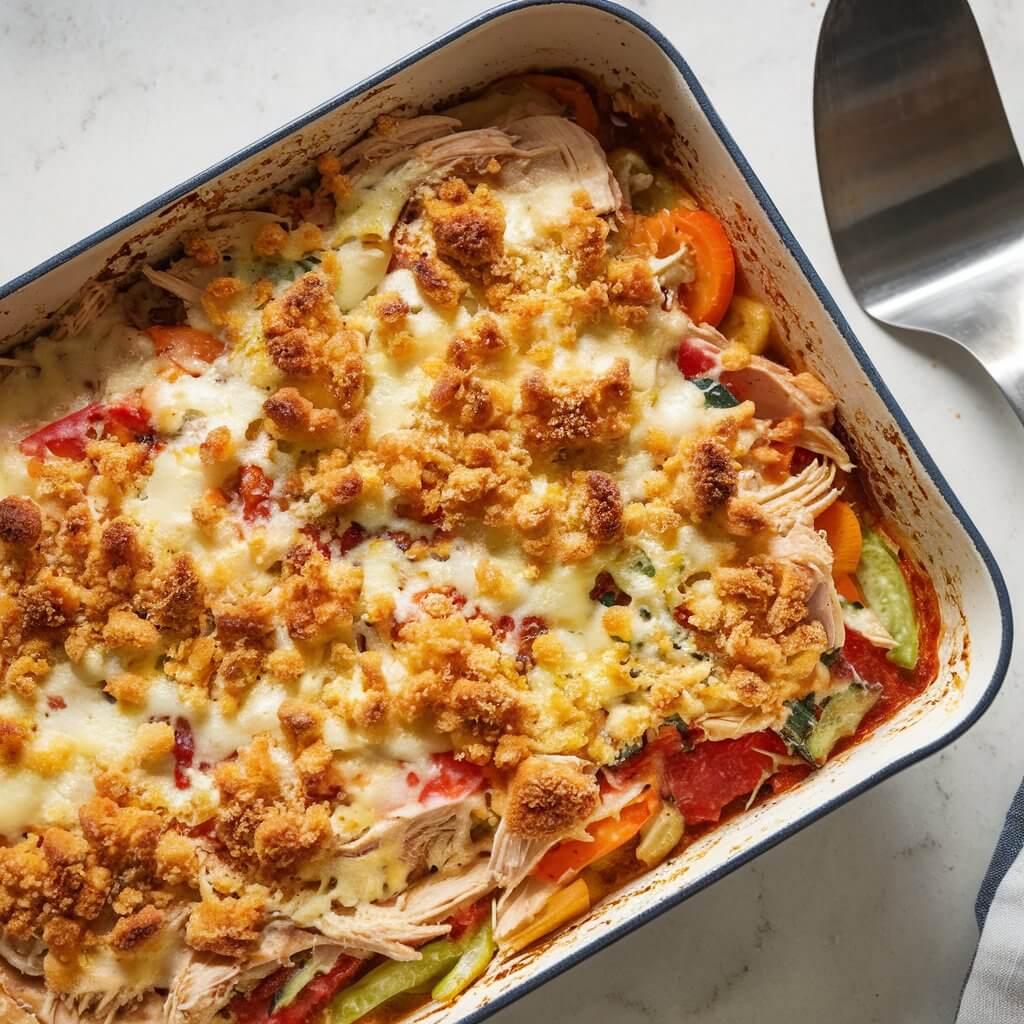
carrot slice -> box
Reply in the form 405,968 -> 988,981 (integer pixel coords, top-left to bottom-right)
835,573 -> 864,604
517,74 -> 600,136
673,210 -> 735,326
816,500 -> 863,577
625,208 -> 735,326
534,787 -> 659,884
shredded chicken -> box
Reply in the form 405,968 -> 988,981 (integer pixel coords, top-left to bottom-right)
51,281 -> 113,342
501,115 -> 622,215
142,266 -> 204,306
281,906 -> 449,962
722,355 -> 853,471
329,796 -> 482,883
40,954 -> 159,1024
743,460 -> 839,529
769,522 -> 846,649
339,115 -> 462,182
395,858 -> 493,923
841,601 -> 897,650
494,876 -> 560,946
165,921 -> 333,1024
695,710 -> 781,741
414,128 -> 535,175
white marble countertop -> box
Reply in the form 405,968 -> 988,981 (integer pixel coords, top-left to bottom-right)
2,0 -> 1022,1020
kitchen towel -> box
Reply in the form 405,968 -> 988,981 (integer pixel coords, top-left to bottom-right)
955,778 -> 1024,1021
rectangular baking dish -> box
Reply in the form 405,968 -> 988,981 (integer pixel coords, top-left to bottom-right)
0,3 -> 1012,1022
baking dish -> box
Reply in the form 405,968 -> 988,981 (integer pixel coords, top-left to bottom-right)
0,3 -> 1011,1023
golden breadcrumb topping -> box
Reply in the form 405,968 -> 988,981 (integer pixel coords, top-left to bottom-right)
0,75 -> 872,1019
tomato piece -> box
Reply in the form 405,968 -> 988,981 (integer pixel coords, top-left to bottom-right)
103,399 -> 153,444
230,966 -> 291,1024
20,403 -> 105,459
446,898 -> 492,941
516,74 -> 600,135
146,325 -> 224,374
386,529 -> 413,552
173,717 -> 195,790
20,398 -> 154,461
300,526 -> 333,559
418,752 -> 485,804
605,726 -> 682,789
239,465 -> 273,522
269,955 -> 363,1024
770,762 -> 812,795
661,731 -> 785,824
338,522 -> 367,554
675,336 -> 721,379
534,787 -> 660,883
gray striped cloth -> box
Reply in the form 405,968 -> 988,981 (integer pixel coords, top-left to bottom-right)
956,780 -> 1024,1021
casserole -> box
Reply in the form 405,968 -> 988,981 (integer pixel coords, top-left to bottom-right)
0,3 -> 1011,1023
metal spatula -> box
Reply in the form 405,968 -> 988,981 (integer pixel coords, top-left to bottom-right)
814,0 -> 1024,425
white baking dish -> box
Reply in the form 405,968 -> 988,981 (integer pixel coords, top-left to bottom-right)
0,3 -> 1011,1022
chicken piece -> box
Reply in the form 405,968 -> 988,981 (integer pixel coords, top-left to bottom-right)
141,266 -> 203,307
768,521 -> 845,649
742,460 -> 839,530
500,115 -> 622,216
721,355 -> 852,470
393,858 -> 493,923
339,115 -> 463,182
166,922 -> 336,1024
494,876 -> 560,946
489,756 -> 599,898
283,907 -> 451,962
331,797 -> 480,887
415,128 -> 534,175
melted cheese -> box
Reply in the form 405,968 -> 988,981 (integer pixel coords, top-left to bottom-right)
336,240 -> 392,311
144,366 -> 268,442
0,92 -> 850,977
124,443 -> 210,553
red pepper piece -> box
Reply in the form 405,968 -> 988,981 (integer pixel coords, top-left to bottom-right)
418,751 -> 485,804
173,717 -> 195,790
676,337 -> 720,379
239,465 -> 273,522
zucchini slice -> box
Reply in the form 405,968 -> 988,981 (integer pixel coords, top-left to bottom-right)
779,684 -> 880,767
856,530 -> 919,669
805,684 -> 880,765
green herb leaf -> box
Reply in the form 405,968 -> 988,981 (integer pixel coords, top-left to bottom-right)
664,713 -> 688,735
611,739 -> 644,766
632,550 -> 656,577
692,377 -> 740,408
778,695 -> 818,763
